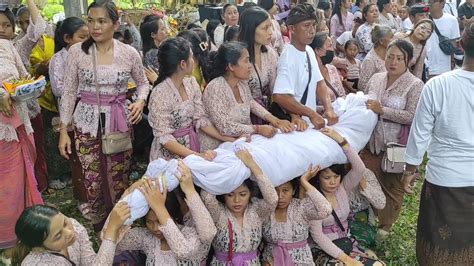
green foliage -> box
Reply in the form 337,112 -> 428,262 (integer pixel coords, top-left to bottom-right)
374,181 -> 421,265
41,4 -> 64,21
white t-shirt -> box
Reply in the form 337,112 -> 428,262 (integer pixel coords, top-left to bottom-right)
273,44 -> 323,122
400,18 -> 413,32
336,31 -> 352,46
425,13 -> 460,75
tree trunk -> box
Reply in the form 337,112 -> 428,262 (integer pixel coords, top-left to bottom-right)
64,0 -> 88,18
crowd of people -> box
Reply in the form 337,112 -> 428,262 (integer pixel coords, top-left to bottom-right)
0,0 -> 473,265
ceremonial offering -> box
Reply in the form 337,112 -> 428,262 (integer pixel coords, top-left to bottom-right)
3,76 -> 46,102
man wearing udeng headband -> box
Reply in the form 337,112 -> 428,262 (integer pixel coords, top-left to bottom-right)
272,3 -> 338,131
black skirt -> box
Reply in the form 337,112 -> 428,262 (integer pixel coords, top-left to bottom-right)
416,181 -> 474,265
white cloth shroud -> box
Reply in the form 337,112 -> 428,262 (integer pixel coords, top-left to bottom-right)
121,93 -> 377,224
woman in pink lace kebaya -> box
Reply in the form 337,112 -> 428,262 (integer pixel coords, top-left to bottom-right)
147,37 -> 235,162
201,149 -> 278,265
58,1 -> 150,232
361,39 -> 423,236
261,167 -> 332,265
13,203 -> 130,266
309,127 -> 384,265
103,162 -> 217,265
199,42 -> 293,151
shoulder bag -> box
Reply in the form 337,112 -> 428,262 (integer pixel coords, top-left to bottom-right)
331,210 -> 355,255
380,117 -> 406,174
270,51 -> 312,121
92,45 -> 132,155
431,16 -> 456,55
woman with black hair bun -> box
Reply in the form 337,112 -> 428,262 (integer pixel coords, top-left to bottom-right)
50,17 -> 88,98
261,166 -> 331,265
140,14 -> 168,77
58,0 -> 150,233
49,16 -> 89,209
199,41 -> 294,151
201,149 -> 278,265
362,39 -> 423,240
147,37 -> 235,162
177,29 -> 210,90
309,128 -> 384,266
239,6 -> 279,125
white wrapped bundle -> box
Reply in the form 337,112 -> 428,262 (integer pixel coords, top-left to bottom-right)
121,93 -> 377,224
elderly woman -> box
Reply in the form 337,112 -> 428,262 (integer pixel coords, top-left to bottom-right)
214,4 -> 239,48
359,24 -> 394,92
395,19 -> 434,79
377,0 -> 400,32
355,3 -> 379,59
361,39 -> 424,239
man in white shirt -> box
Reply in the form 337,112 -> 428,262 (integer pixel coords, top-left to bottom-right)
425,0 -> 461,77
273,3 -> 338,130
444,0 -> 459,16
403,24 -> 474,265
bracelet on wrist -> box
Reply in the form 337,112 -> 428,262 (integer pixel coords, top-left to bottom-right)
338,138 -> 348,147
102,236 -> 116,243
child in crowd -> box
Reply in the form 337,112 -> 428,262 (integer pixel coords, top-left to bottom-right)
224,25 -> 240,42
399,5 -> 413,32
335,17 -> 364,56
340,40 -> 361,91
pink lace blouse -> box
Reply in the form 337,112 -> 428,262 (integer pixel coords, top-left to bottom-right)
0,39 -> 32,142
248,47 -> 278,105
21,219 -> 116,266
59,40 -> 150,137
148,77 -> 211,161
113,193 -> 216,265
49,48 -> 68,98
349,168 -> 386,214
199,76 -> 270,151
359,49 -> 386,93
366,71 -> 424,154
309,146 -> 366,259
201,175 -> 278,266
330,12 -> 355,39
325,64 -> 346,101
262,187 -> 331,265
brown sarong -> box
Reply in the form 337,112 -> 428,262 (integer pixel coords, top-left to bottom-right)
416,181 -> 474,265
